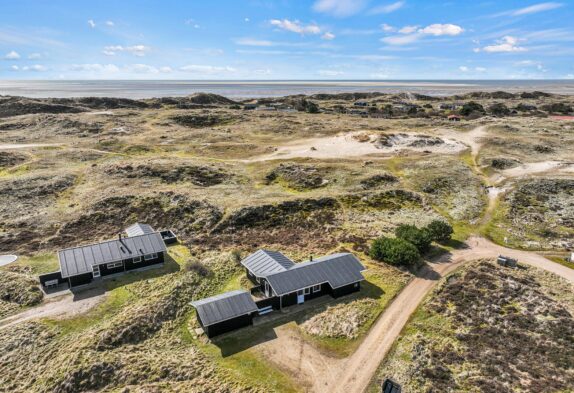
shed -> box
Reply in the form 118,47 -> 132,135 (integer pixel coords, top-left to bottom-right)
448,114 -> 461,122
191,290 -> 259,337
497,255 -> 517,268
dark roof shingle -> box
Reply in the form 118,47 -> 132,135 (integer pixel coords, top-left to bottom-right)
265,253 -> 366,296
58,232 -> 166,278
240,249 -> 295,277
190,290 -> 258,327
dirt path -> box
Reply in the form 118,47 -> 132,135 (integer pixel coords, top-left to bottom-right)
0,288 -> 106,330
314,236 -> 574,393
0,143 -> 61,150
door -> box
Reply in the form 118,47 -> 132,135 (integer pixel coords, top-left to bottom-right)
264,281 -> 271,297
297,290 -> 304,304
92,265 -> 101,278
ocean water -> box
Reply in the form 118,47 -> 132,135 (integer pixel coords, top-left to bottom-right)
0,80 -> 573,99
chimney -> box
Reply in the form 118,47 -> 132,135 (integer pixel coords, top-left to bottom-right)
310,255 -> 313,262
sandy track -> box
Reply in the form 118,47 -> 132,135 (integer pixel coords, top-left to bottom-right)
0,143 -> 61,150
0,288 -> 106,330
315,236 -> 574,393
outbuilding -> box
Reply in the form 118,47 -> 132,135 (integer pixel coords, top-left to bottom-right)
191,290 -> 259,338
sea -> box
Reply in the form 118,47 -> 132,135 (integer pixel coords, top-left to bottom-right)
0,80 -> 573,99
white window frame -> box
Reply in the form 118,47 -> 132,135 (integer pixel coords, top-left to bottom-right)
312,284 -> 321,293
144,253 -> 158,261
303,287 -> 311,295
107,261 -> 123,269
133,256 -> 142,263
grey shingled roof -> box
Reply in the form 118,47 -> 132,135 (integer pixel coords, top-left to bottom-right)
240,249 -> 295,277
58,232 -> 166,278
191,290 -> 258,327
265,253 -> 366,296
125,223 -> 155,237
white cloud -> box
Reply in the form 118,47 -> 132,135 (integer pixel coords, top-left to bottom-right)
313,0 -> 368,17
103,45 -> 150,56
511,2 -> 563,16
322,32 -> 336,40
369,1 -> 406,15
381,24 -> 396,32
70,64 -> 120,73
318,69 -> 344,76
382,23 -> 463,45
270,19 -> 321,35
419,23 -> 463,36
184,19 -> 200,28
459,66 -> 469,72
179,65 -> 237,74
564,74 -> 574,79
87,19 -> 96,28
475,67 -> 487,72
105,20 -> 114,27
28,53 -> 42,59
21,64 -> 47,72
4,50 -> 20,60
381,34 -> 420,45
478,36 -> 527,53
244,18 -> 250,22
398,25 -> 418,34
10,65 -> 19,71
235,38 -> 274,46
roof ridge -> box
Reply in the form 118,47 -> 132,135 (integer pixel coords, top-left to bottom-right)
58,231 -> 162,253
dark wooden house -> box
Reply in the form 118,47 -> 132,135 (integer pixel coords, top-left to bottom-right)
241,250 -> 366,309
191,290 -> 259,338
39,223 -> 168,288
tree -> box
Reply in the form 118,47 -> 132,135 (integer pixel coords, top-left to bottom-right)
426,220 -> 454,242
395,224 -> 433,253
460,101 -> 485,116
370,237 -> 420,266
488,103 -> 510,117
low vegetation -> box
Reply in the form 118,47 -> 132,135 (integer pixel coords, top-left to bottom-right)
372,260 -> 574,393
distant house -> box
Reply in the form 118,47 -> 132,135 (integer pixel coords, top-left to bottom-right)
191,249 -> 366,337
354,101 -> 369,107
448,114 -> 461,122
243,104 -> 257,110
39,223 -> 171,289
255,106 -> 276,111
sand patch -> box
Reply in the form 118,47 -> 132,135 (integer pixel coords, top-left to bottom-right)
253,131 -> 466,161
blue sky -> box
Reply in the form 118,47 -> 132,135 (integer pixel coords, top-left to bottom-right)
1,0 -> 573,80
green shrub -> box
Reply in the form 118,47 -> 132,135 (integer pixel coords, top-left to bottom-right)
370,237 -> 420,266
426,220 -> 454,242
395,224 -> 433,253
460,101 -> 485,116
184,260 -> 211,277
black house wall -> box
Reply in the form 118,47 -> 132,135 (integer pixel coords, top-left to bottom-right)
39,271 -> 67,286
99,262 -> 125,276
203,313 -> 254,338
304,282 -> 331,301
68,273 -> 94,287
332,282 -> 361,298
281,292 -> 298,307
124,252 -> 164,271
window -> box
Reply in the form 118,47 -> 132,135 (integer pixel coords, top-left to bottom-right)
303,287 -> 311,295
133,256 -> 142,263
312,284 -> 321,293
107,261 -> 123,269
144,253 -> 158,261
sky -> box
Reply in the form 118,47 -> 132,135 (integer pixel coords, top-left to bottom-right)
1,0 -> 573,80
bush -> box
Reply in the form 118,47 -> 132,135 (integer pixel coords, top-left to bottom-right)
426,220 -> 454,242
370,237 -> 420,266
395,224 -> 433,253
488,103 -> 510,117
460,101 -> 485,116
184,260 -> 211,277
